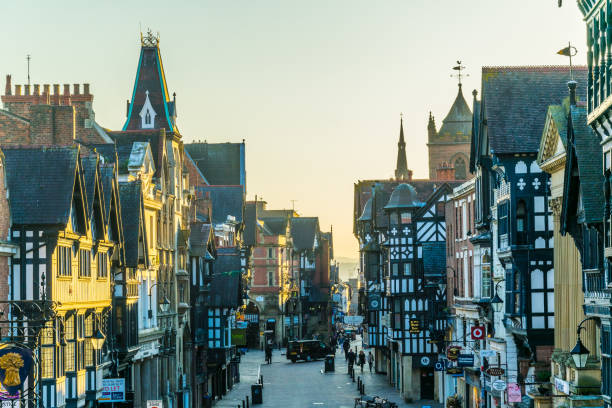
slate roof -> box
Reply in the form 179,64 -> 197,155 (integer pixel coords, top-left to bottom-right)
384,183 -> 421,209
123,45 -> 176,132
263,217 -> 289,235
81,156 -> 98,218
422,242 -> 446,276
290,217 -> 319,251
435,85 -> 472,143
571,105 -> 604,224
108,130 -> 164,177
481,66 -> 587,154
185,143 -> 245,187
3,147 -> 79,225
196,185 -> 244,225
99,164 -> 115,223
118,181 -> 144,267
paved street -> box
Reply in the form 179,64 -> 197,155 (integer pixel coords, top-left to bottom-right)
216,339 -> 442,408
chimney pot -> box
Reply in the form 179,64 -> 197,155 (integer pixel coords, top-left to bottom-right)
33,84 -> 40,95
63,84 -> 70,95
73,84 -> 80,95
568,80 -> 578,106
15,85 -> 21,96
43,84 -> 50,95
5,75 -> 11,96
83,84 -> 90,95
24,85 -> 30,96
53,84 -> 60,95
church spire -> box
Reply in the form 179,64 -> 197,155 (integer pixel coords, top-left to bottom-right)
395,115 -> 412,181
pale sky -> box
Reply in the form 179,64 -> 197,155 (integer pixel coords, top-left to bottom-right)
1,1 -> 585,261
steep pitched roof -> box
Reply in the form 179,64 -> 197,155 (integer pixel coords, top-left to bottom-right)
108,130 -> 165,178
196,185 -> 244,225
570,105 -> 604,224
262,217 -> 289,235
436,85 -> 472,143
243,202 -> 258,246
4,147 -> 79,225
184,143 -> 245,187
123,37 -> 177,132
118,181 -> 146,267
208,270 -> 242,308
81,155 -> 98,218
481,66 -> 587,154
290,217 -> 319,251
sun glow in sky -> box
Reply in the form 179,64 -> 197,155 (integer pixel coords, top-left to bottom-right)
1,1 -> 585,264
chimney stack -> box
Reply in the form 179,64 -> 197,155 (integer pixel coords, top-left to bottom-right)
73,84 -> 80,95
83,84 -> 90,95
15,85 -> 21,96
5,75 -> 11,96
568,80 -> 577,106
63,84 -> 70,95
53,84 -> 60,95
33,84 -> 40,96
436,162 -> 456,181
43,84 -> 50,95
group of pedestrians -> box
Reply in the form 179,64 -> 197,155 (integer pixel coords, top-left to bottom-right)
343,339 -> 373,373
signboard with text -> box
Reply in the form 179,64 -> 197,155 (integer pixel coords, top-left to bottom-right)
99,378 -> 125,403
409,319 -> 421,334
507,383 -> 522,403
457,354 -> 475,367
147,400 -> 163,408
471,326 -> 485,340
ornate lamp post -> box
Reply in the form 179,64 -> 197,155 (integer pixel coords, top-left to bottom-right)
570,317 -> 597,368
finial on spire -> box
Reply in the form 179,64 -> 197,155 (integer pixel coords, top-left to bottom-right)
141,29 -> 160,47
451,60 -> 468,88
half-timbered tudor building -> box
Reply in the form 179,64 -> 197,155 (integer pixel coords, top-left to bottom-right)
4,146 -> 116,408
537,80 -> 603,406
354,118 -> 459,401
468,66 -> 586,408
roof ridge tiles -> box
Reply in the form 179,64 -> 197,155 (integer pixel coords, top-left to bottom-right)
482,65 -> 587,72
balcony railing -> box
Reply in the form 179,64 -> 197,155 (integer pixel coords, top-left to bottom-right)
584,269 -> 608,298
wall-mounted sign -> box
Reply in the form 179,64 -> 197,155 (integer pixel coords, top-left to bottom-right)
486,367 -> 505,377
0,346 -> 33,398
492,380 -> 506,391
100,378 -> 125,403
147,400 -> 163,408
554,377 -> 570,395
255,296 -> 264,302
457,354 -> 474,367
420,356 -> 431,367
369,293 -> 381,310
434,361 -> 445,371
507,383 -> 521,403
446,367 -> 463,375
409,319 -> 421,334
446,346 -> 461,361
471,326 -> 485,340
480,349 -> 496,358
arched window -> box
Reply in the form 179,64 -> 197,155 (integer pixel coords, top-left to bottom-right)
145,110 -> 151,125
454,157 -> 466,179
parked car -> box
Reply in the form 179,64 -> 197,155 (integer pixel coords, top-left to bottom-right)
286,340 -> 331,362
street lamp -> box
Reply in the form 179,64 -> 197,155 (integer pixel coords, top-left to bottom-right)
149,282 -> 171,318
91,327 -> 106,350
570,316 -> 597,368
491,281 -> 504,313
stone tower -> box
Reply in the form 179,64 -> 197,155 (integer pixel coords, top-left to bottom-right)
427,84 -> 472,180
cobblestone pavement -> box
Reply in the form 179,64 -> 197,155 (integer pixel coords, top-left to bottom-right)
215,338 -> 443,408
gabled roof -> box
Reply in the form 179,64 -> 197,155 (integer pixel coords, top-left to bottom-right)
189,222 -> 215,258
263,217 -> 289,235
108,130 -> 165,178
480,66 -> 587,155
422,242 -> 446,276
4,147 -> 79,225
243,202 -> 258,246
118,181 -> 147,267
435,85 -> 472,142
123,40 -> 177,132
196,185 -> 244,225
81,155 -> 99,218
185,142 -> 246,187
290,217 -> 319,251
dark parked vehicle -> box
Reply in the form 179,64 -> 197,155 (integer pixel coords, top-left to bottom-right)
287,340 -> 331,362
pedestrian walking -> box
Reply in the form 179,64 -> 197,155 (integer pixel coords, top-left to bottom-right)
358,350 -> 366,372
347,349 -> 356,373
343,338 -> 350,360
367,351 -> 373,373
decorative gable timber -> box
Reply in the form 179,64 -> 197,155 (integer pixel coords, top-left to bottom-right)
538,105 -> 567,174
139,90 -> 156,129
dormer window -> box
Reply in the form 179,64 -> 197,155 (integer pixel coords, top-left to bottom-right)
139,90 -> 156,129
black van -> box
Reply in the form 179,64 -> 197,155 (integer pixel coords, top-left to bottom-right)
286,340 -> 331,362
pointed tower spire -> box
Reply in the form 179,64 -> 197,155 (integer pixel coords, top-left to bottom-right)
122,29 -> 178,133
395,114 -> 412,181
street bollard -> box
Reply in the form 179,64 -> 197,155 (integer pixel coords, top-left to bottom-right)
246,396 -> 250,408
243,401 -> 246,408
357,377 -> 361,389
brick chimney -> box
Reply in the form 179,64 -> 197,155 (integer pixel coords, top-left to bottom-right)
29,105 -> 76,146
4,75 -> 11,96
436,161 -> 456,181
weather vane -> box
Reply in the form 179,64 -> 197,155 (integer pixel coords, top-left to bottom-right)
557,42 -> 578,80
451,61 -> 468,87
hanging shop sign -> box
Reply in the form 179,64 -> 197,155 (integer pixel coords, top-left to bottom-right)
480,349 -> 497,358
434,361 -> 445,371
369,293 -> 381,310
492,380 -> 507,392
446,346 -> 461,361
507,383 -> 522,403
446,367 -> 463,376
457,354 -> 475,367
100,378 -> 126,403
486,367 -> 505,377
409,319 -> 421,334
147,401 -> 163,408
0,345 -> 33,399
471,326 -> 485,340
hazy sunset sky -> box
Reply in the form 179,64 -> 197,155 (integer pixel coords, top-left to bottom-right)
2,1 -> 585,262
